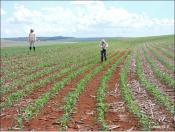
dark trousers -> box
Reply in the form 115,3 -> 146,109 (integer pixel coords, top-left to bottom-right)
100,49 -> 107,62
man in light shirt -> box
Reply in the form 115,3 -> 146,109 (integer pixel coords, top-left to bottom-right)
28,29 -> 36,51
99,39 -> 108,62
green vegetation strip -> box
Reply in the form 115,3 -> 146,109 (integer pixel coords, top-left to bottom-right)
143,48 -> 175,88
1,57 -> 49,82
23,51 -> 119,121
119,55 -> 154,130
147,46 -> 174,71
1,44 -> 101,84
23,64 -> 93,120
1,52 -> 98,95
153,46 -> 174,60
159,47 -> 174,59
1,63 -> 65,95
0,54 -> 100,109
136,53 -> 174,114
96,51 -> 128,130
1,51 -> 97,86
59,51 -> 123,130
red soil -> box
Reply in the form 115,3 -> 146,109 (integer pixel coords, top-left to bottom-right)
22,64 -> 101,131
66,68 -> 107,131
21,51 -> 118,131
105,52 -> 139,131
2,63 -> 60,98
0,50 -> 119,131
67,50 -> 139,131
0,62 -> 95,131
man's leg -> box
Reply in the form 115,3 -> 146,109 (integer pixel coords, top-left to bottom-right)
32,41 -> 35,51
104,49 -> 107,61
29,42 -> 32,51
101,50 -> 103,62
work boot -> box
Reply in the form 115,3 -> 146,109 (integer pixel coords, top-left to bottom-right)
33,46 -> 35,51
29,47 -> 32,51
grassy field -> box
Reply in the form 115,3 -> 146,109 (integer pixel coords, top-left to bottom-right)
0,35 -> 174,131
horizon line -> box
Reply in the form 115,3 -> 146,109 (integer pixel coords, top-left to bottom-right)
1,34 -> 174,39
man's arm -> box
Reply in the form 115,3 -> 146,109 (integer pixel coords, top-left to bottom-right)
105,42 -> 108,48
34,34 -> 36,42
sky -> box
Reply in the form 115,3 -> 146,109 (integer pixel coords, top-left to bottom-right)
1,1 -> 174,38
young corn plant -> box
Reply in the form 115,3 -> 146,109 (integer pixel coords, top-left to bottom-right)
119,54 -> 154,130
143,48 -> 175,88
155,47 -> 174,60
96,51 -> 129,131
59,51 -> 123,130
136,52 -> 175,114
147,46 -> 174,72
23,64 -> 92,121
16,107 -> 23,129
22,49 -> 118,120
0,55 -> 99,109
1,52 -> 98,95
1,51 -> 99,95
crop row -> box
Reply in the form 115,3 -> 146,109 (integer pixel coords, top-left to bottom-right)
154,44 -> 174,55
96,51 -> 129,130
1,63 -> 65,95
1,51 -> 99,95
1,44 -> 99,82
151,45 -> 174,60
58,51 -> 124,130
119,54 -> 154,130
1,56 -> 46,81
23,64 -> 93,121
0,52 -> 102,109
143,48 -> 175,88
19,51 -> 120,125
1,49 -> 98,85
136,52 -> 174,113
1,46 -> 104,88
146,46 -> 174,72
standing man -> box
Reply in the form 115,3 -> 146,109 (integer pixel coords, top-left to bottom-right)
99,39 -> 108,62
28,29 -> 36,51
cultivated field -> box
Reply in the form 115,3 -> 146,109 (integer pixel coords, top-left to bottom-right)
0,35 -> 174,131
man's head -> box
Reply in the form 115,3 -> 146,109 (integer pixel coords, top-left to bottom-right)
101,39 -> 105,44
30,29 -> 34,33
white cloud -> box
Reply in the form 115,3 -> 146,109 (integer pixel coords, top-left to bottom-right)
2,2 -> 174,37
10,4 -> 41,23
70,2 -> 174,29
1,8 -> 6,15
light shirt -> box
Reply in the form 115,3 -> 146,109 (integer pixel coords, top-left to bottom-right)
28,32 -> 36,42
99,41 -> 108,50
